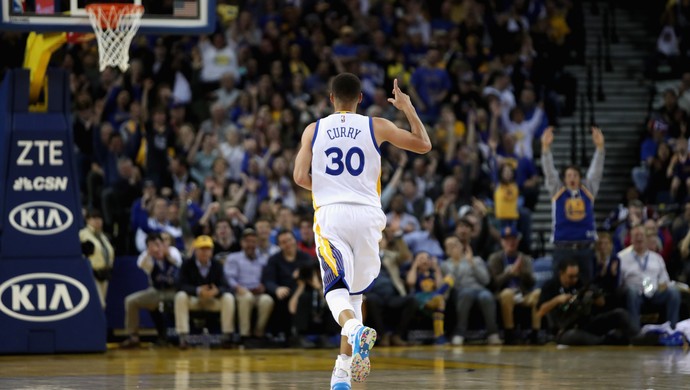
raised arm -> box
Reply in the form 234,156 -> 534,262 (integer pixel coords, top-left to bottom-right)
293,122 -> 316,190
374,79 -> 432,154
381,152 -> 408,209
540,127 -> 563,197
524,107 -> 545,135
584,126 -> 606,197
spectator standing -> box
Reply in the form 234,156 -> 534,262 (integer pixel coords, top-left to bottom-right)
134,197 -> 183,253
541,126 -> 605,282
403,213 -> 445,261
212,218 -> 240,263
409,48 -> 452,124
199,33 -> 239,92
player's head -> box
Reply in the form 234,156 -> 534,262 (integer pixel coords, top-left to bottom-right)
330,73 -> 362,108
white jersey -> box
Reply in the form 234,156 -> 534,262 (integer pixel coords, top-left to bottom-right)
311,112 -> 381,209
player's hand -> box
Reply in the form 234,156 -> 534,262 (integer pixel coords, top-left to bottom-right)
387,79 -> 413,111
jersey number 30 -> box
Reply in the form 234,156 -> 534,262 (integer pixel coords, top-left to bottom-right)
324,147 -> 364,176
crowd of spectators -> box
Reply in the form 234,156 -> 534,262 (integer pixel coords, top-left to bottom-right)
9,0 -> 690,347
628,0 -> 690,290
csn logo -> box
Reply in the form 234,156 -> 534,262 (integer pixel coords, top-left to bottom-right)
8,201 -> 74,235
0,273 -> 90,322
13,176 -> 69,191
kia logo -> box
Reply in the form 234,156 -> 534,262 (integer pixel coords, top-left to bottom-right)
8,201 -> 73,236
0,273 -> 90,322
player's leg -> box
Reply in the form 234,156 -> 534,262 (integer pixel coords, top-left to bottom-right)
324,284 -> 358,390
314,207 -> 359,390
345,206 -> 386,382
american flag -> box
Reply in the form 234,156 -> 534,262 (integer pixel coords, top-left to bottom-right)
173,0 -> 197,17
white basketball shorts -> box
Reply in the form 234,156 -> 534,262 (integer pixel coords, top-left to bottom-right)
313,203 -> 387,295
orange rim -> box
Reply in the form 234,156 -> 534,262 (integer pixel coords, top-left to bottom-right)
85,3 -> 144,29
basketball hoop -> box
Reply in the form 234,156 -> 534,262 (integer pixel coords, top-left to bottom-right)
85,3 -> 144,72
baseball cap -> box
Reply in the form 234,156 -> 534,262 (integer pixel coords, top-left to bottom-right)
500,224 -> 521,239
241,227 -> 257,238
193,235 -> 214,249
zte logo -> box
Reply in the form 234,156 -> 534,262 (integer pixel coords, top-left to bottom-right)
0,273 -> 90,322
8,201 -> 74,235
16,140 -> 64,166
13,176 -> 68,191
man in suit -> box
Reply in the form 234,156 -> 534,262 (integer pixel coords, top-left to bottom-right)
175,235 -> 236,349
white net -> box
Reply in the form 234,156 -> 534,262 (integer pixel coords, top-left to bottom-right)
86,4 -> 144,72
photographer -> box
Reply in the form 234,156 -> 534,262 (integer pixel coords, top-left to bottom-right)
538,259 -> 635,345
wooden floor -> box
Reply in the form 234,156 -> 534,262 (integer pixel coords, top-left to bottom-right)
0,345 -> 689,389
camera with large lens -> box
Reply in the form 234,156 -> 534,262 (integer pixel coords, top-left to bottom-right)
558,283 -> 603,330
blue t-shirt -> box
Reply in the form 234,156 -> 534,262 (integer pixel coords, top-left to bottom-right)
410,67 -> 451,115
640,137 -> 659,162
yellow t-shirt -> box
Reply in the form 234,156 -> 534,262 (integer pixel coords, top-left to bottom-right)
435,121 -> 466,152
494,183 -> 519,220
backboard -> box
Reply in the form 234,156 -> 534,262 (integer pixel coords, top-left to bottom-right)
1,0 -> 216,34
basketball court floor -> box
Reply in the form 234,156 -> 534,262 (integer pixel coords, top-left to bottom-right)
0,345 -> 688,389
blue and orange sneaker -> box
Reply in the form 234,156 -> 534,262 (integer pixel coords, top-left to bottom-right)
350,326 -> 377,382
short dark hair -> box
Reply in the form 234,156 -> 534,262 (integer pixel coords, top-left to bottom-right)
457,218 -> 473,228
331,73 -> 361,104
562,164 -> 582,179
558,259 -> 579,274
214,218 -> 231,229
277,228 -> 295,240
146,232 -> 163,245
86,209 -> 103,220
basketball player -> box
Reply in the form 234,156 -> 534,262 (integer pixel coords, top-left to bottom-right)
294,74 -> 431,390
